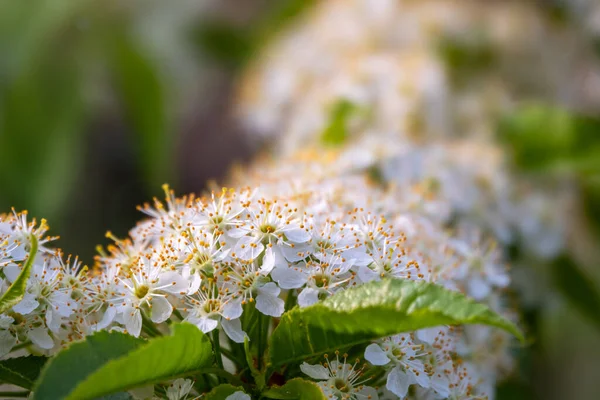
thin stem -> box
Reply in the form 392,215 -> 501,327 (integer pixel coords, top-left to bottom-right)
141,311 -> 162,337
212,329 -> 224,384
284,289 -> 297,311
194,368 -> 246,389
0,391 -> 29,398
257,313 -> 265,369
12,341 -> 32,351
220,346 -> 245,368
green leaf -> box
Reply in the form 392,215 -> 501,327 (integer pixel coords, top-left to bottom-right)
262,378 -> 326,400
33,330 -> 145,400
0,355 -> 47,390
34,323 -> 213,400
202,384 -> 244,400
0,235 -> 38,314
551,255 -> 600,331
321,99 -> 358,146
267,279 -> 523,369
498,104 -> 600,174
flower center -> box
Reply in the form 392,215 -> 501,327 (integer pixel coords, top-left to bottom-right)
317,240 -> 333,250
392,347 -> 404,359
193,252 -> 214,276
135,284 -> 150,299
314,273 -> 330,288
241,273 -> 256,289
203,299 -> 221,314
334,378 -> 350,393
260,224 -> 276,234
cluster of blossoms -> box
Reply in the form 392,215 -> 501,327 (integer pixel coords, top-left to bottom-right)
0,176 -> 514,399
238,0 -> 600,263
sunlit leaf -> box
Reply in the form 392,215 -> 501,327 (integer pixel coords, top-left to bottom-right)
33,330 -> 144,400
262,378 -> 326,400
0,235 -> 38,314
202,384 -> 244,399
34,323 -> 212,400
0,355 -> 47,390
268,279 -> 523,369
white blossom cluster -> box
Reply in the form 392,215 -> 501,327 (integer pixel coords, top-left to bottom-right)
1,173 -> 514,399
237,0 -> 600,263
0,211 -> 82,355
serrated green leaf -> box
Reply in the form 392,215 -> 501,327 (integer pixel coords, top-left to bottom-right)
268,279 -> 523,368
551,255 -> 600,331
202,384 -> 243,400
262,378 -> 326,400
0,355 -> 47,389
0,235 -> 38,314
35,323 -> 213,400
33,330 -> 145,400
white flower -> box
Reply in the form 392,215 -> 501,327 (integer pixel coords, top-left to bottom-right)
115,257 -> 188,336
183,281 -> 246,342
166,378 -> 194,400
364,335 -> 429,398
300,354 -> 378,400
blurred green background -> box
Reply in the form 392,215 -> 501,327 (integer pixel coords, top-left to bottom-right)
0,0 -> 314,260
1,1 -> 599,399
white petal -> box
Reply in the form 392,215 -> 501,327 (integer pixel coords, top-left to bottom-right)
300,362 -> 330,380
336,260 -> 354,275
468,276 -> 490,300
50,291 -> 74,317
234,237 -> 264,261
0,315 -> 14,329
258,282 -> 280,297
256,292 -> 284,317
29,327 -> 54,349
271,267 -> 308,289
0,330 -> 17,357
298,288 -> 320,307
357,265 -> 379,283
364,343 -> 390,366
416,327 -> 442,344
284,227 -> 311,243
227,227 -> 250,238
157,272 -> 189,294
189,316 -> 219,333
430,374 -> 451,398
187,273 -> 202,295
150,296 -> 173,323
221,318 -> 247,343
387,366 -> 412,398
225,391 -> 251,400
13,293 -> 39,315
260,247 -> 275,274
124,306 -> 142,337
357,386 -> 379,400
45,308 -> 62,333
222,299 -> 243,320
3,264 -> 21,282
213,248 -> 231,262
343,247 -> 373,267
98,306 -> 117,330
281,243 -> 310,262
